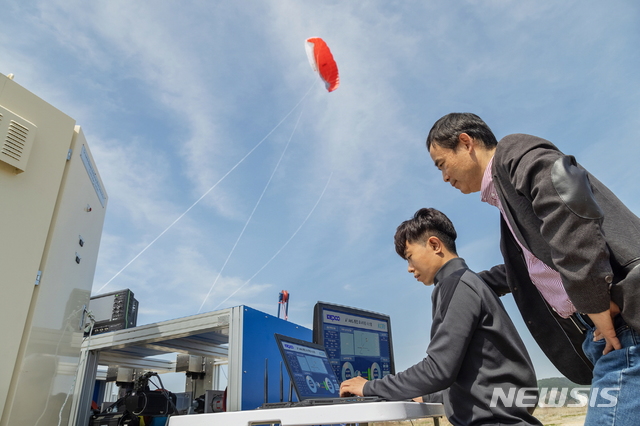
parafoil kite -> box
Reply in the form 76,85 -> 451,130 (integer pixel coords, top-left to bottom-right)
305,37 -> 340,92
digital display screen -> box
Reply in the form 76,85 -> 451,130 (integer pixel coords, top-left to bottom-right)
314,303 -> 394,382
279,340 -> 341,400
89,294 -> 116,322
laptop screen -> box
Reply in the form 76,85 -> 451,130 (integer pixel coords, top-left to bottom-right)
275,334 -> 341,401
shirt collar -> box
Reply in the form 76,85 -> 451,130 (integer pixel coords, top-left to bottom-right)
480,156 -> 499,207
434,258 -> 468,285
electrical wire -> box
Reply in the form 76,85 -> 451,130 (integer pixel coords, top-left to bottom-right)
222,364 -> 228,380
34,307 -> 82,426
154,373 -> 179,417
143,373 -> 179,419
131,392 -> 148,416
53,309 -> 96,426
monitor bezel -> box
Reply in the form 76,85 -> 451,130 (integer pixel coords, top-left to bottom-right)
312,301 -> 395,376
274,333 -> 341,401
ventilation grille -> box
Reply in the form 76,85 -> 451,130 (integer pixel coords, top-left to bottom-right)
0,106 -> 37,173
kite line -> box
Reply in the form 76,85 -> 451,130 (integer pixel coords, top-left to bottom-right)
197,100 -> 307,313
96,79 -> 318,294
211,168 -> 334,311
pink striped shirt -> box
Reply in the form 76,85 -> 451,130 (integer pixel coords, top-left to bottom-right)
481,157 -> 576,318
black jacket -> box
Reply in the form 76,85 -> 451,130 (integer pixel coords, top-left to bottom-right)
365,258 -> 541,426
479,133 -> 640,384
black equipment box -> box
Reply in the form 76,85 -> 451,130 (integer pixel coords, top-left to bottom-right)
88,289 -> 139,335
125,391 -> 177,416
89,412 -> 139,426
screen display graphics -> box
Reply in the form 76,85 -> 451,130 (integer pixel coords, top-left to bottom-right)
313,302 -> 394,382
278,338 -> 341,400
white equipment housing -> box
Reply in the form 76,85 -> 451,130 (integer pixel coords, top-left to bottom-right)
0,73 -> 107,426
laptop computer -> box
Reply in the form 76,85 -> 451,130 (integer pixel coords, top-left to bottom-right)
261,333 -> 384,409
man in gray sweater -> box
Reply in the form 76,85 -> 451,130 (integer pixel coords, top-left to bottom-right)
340,208 -> 541,426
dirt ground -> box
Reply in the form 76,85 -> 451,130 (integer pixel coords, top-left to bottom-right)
529,406 -> 588,426
371,406 -> 588,426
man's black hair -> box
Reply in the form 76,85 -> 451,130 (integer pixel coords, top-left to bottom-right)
426,112 -> 498,151
394,208 -> 457,258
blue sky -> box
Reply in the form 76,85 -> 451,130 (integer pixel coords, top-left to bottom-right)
2,1 -> 639,381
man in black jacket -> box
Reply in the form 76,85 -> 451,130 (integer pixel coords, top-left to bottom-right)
426,112 -> 640,426
340,208 -> 541,426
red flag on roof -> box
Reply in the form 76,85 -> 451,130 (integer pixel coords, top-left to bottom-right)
305,37 -> 340,92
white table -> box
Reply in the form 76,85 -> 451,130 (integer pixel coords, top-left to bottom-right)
167,401 -> 445,426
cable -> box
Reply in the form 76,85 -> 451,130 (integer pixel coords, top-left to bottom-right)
141,372 -> 178,418
34,307 -> 84,426
153,373 -> 179,417
131,392 -> 148,416
222,364 -> 228,380
198,97 -> 308,313
53,309 -> 96,426
97,78 -> 318,294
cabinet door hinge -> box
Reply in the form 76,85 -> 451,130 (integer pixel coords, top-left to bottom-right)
35,270 -> 42,285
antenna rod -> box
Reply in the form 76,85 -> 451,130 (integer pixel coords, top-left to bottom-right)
264,358 -> 269,404
279,361 -> 284,402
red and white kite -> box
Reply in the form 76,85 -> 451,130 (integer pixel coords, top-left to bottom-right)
305,37 -> 340,92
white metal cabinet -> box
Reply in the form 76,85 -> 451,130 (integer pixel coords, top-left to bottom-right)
0,74 -> 107,426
